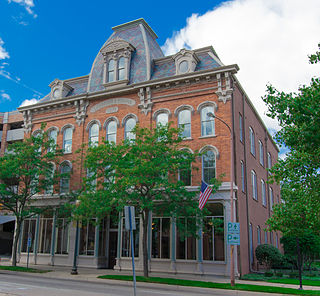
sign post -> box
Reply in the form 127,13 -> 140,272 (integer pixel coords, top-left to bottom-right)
227,222 -> 240,284
27,233 -> 32,269
124,206 -> 137,296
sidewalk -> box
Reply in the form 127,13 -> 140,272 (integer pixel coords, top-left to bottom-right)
1,259 -> 320,292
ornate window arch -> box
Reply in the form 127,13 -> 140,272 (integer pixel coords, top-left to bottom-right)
47,127 -> 59,152
200,146 -> 219,184
178,148 -> 193,186
175,105 -> 194,139
61,124 -> 75,154
123,114 -> 138,141
86,120 -> 101,147
251,170 -> 257,200
249,126 -> 255,156
104,116 -> 119,144
153,108 -> 171,127
197,101 -> 218,137
59,160 -> 72,194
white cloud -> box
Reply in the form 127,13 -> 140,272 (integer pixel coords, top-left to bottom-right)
19,98 -> 38,107
8,0 -> 37,18
0,38 -> 9,60
162,0 -> 320,131
0,90 -> 11,101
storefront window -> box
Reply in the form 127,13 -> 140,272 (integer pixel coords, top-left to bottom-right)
38,217 -> 53,254
176,218 -> 196,260
152,217 -> 170,259
121,217 -> 140,257
79,219 -> 95,256
202,203 -> 225,261
21,218 -> 37,252
55,218 -> 69,255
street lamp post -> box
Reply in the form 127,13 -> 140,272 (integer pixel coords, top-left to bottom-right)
71,200 -> 80,275
207,112 -> 235,286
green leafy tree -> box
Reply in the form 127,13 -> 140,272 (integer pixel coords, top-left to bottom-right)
255,244 -> 283,270
263,45 -> 320,289
0,125 -> 63,266
76,124 -> 220,277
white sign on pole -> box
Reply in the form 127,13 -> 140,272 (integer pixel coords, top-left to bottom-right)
124,206 -> 136,231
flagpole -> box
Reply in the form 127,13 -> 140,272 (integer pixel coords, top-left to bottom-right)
208,112 -> 235,287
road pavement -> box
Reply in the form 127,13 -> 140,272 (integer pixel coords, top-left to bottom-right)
0,272 -> 286,296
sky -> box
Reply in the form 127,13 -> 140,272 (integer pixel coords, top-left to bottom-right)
1,0 -> 320,137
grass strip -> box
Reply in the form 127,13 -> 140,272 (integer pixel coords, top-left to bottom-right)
241,274 -> 320,287
98,274 -> 320,295
0,265 -> 50,273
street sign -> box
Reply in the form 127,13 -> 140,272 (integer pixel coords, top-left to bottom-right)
124,206 -> 136,231
227,222 -> 240,234
227,233 -> 240,245
27,237 -> 32,248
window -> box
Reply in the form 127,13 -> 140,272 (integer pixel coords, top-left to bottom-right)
55,218 -> 69,254
176,218 -> 196,260
203,203 -> 224,261
264,231 -> 268,244
178,151 -> 192,186
118,57 -> 125,80
79,219 -> 96,256
44,163 -> 55,195
107,59 -> 115,82
156,113 -> 169,126
269,187 -> 274,210
60,162 -> 71,194
152,217 -> 170,259
106,120 -> 117,144
270,232 -> 274,245
48,129 -> 57,152
251,170 -> 257,200
86,169 -> 96,192
259,140 -> 264,166
201,106 -> 215,136
38,216 -> 53,254
261,179 -> 266,206
257,226 -> 261,245
241,161 -> 245,192
267,152 -> 272,173
249,127 -> 255,156
239,114 -> 243,142
124,117 -> 136,141
202,149 -> 216,184
63,127 -> 73,153
122,215 -> 139,257
249,223 -> 253,265
178,109 -> 191,138
89,123 -> 99,147
275,233 -> 279,248
21,218 -> 37,252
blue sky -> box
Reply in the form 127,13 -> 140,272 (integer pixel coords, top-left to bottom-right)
0,0 -> 222,111
1,0 -> 320,146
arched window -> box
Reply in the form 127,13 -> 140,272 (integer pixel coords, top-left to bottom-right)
259,140 -> 264,166
108,59 -> 115,82
202,149 -> 216,184
48,129 -> 58,152
88,123 -> 99,147
60,162 -> 71,194
269,187 -> 274,210
125,117 -> 136,141
240,160 -> 245,192
45,163 -> 55,195
257,226 -> 261,245
63,127 -> 73,153
251,170 -> 257,200
261,179 -> 266,206
249,127 -> 255,156
201,106 -> 215,136
106,120 -> 117,144
178,109 -> 191,138
178,150 -> 192,186
202,203 -> 224,261
118,57 -> 125,80
156,113 -> 169,126
267,152 -> 272,175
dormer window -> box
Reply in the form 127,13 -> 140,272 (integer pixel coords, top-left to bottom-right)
49,79 -> 73,100
173,49 -> 199,75
100,38 -> 135,88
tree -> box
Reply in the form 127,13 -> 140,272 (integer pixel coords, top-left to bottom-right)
76,124 -> 221,277
0,125 -> 63,266
255,244 -> 283,271
263,45 -> 320,289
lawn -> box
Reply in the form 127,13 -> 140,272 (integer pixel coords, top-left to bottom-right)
241,273 -> 320,287
0,265 -> 50,273
98,274 -> 320,295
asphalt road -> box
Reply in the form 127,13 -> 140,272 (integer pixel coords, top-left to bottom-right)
0,272 -> 284,296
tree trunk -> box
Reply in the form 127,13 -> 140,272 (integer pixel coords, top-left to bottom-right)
142,210 -> 149,277
12,219 -> 21,267
296,237 -> 303,290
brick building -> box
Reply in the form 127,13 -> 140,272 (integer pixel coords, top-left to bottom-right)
1,19 -> 280,276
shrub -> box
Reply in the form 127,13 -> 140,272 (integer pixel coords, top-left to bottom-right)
275,271 -> 283,277
256,244 -> 284,270
264,271 -> 274,277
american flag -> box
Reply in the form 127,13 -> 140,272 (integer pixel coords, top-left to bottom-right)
199,181 -> 213,210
